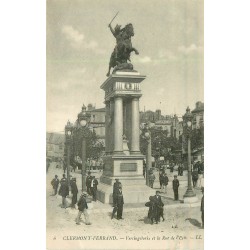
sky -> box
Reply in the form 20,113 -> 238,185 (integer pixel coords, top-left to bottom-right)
47,0 -> 204,133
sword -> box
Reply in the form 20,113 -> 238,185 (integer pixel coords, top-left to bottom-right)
109,11 -> 119,26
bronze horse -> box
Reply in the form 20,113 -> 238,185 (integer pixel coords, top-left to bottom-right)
107,23 -> 139,76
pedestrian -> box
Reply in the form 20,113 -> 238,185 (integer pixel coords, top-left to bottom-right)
162,173 -> 169,193
51,175 -> 59,195
60,174 -> 67,184
90,176 -> 98,201
148,171 -> 155,188
201,187 -> 204,228
86,171 -> 92,195
192,170 -> 198,188
170,163 -> 174,173
113,178 -> 121,201
58,179 -> 69,208
70,178 -> 78,208
154,191 -> 165,222
172,175 -> 179,201
146,196 -> 158,224
180,163 -> 184,176
177,164 -> 181,176
111,185 -> 124,220
75,192 -> 91,225
159,171 -> 164,190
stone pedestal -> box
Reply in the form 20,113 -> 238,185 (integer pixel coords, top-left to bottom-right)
97,70 -> 155,204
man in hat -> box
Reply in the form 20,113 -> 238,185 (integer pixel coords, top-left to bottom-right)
172,175 -> 179,201
162,173 -> 169,194
153,191 -> 165,223
86,171 -> 92,195
90,176 -> 98,201
70,178 -> 78,208
111,185 -> 124,220
76,192 -> 91,225
113,178 -> 121,203
159,170 -> 164,190
51,175 -> 59,195
58,178 -> 69,208
60,174 -> 67,184
201,187 -> 204,228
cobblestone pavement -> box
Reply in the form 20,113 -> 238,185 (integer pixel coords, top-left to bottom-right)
47,163 -> 204,250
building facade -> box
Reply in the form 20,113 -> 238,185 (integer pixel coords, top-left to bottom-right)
46,132 -> 65,161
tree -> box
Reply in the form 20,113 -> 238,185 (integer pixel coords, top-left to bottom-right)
139,127 -> 182,163
71,127 -> 105,168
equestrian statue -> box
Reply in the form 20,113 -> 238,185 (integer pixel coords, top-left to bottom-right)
106,13 -> 139,76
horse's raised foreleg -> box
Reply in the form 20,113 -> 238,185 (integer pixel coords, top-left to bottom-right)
132,47 -> 139,55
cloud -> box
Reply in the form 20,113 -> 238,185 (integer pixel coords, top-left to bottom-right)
62,25 -> 84,47
178,44 -> 203,55
61,25 -> 104,54
158,49 -> 176,60
138,56 -> 152,63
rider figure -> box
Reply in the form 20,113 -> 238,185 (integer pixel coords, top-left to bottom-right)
108,23 -> 123,60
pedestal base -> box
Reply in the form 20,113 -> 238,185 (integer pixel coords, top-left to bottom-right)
97,182 -> 155,204
97,154 -> 155,204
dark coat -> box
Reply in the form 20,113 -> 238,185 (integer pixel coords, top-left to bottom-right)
71,181 -> 78,195
113,191 -> 124,207
172,179 -> 179,190
159,173 -> 164,182
60,178 -> 67,184
51,178 -> 59,189
77,196 -> 88,211
148,199 -> 157,220
86,176 -> 92,187
59,182 -> 69,197
153,195 -> 164,208
162,175 -> 169,185
153,195 -> 164,218
192,171 -> 198,180
113,181 -> 121,195
91,179 -> 98,190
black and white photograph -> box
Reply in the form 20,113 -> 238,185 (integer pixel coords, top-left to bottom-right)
46,0 -> 204,249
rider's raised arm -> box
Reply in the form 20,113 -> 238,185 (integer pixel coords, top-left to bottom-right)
108,24 -> 116,37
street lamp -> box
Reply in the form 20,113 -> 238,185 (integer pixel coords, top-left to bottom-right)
65,120 -> 73,188
77,104 -> 91,192
142,122 -> 152,186
183,107 -> 197,200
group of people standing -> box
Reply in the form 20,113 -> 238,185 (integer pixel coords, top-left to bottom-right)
86,171 -> 99,201
146,191 -> 165,224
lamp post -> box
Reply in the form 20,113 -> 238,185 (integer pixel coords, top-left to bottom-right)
77,104 -> 91,192
143,122 -> 152,186
65,120 -> 73,188
183,107 -> 197,200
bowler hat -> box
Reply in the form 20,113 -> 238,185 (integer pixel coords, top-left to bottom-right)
81,191 -> 88,197
174,175 -> 177,177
